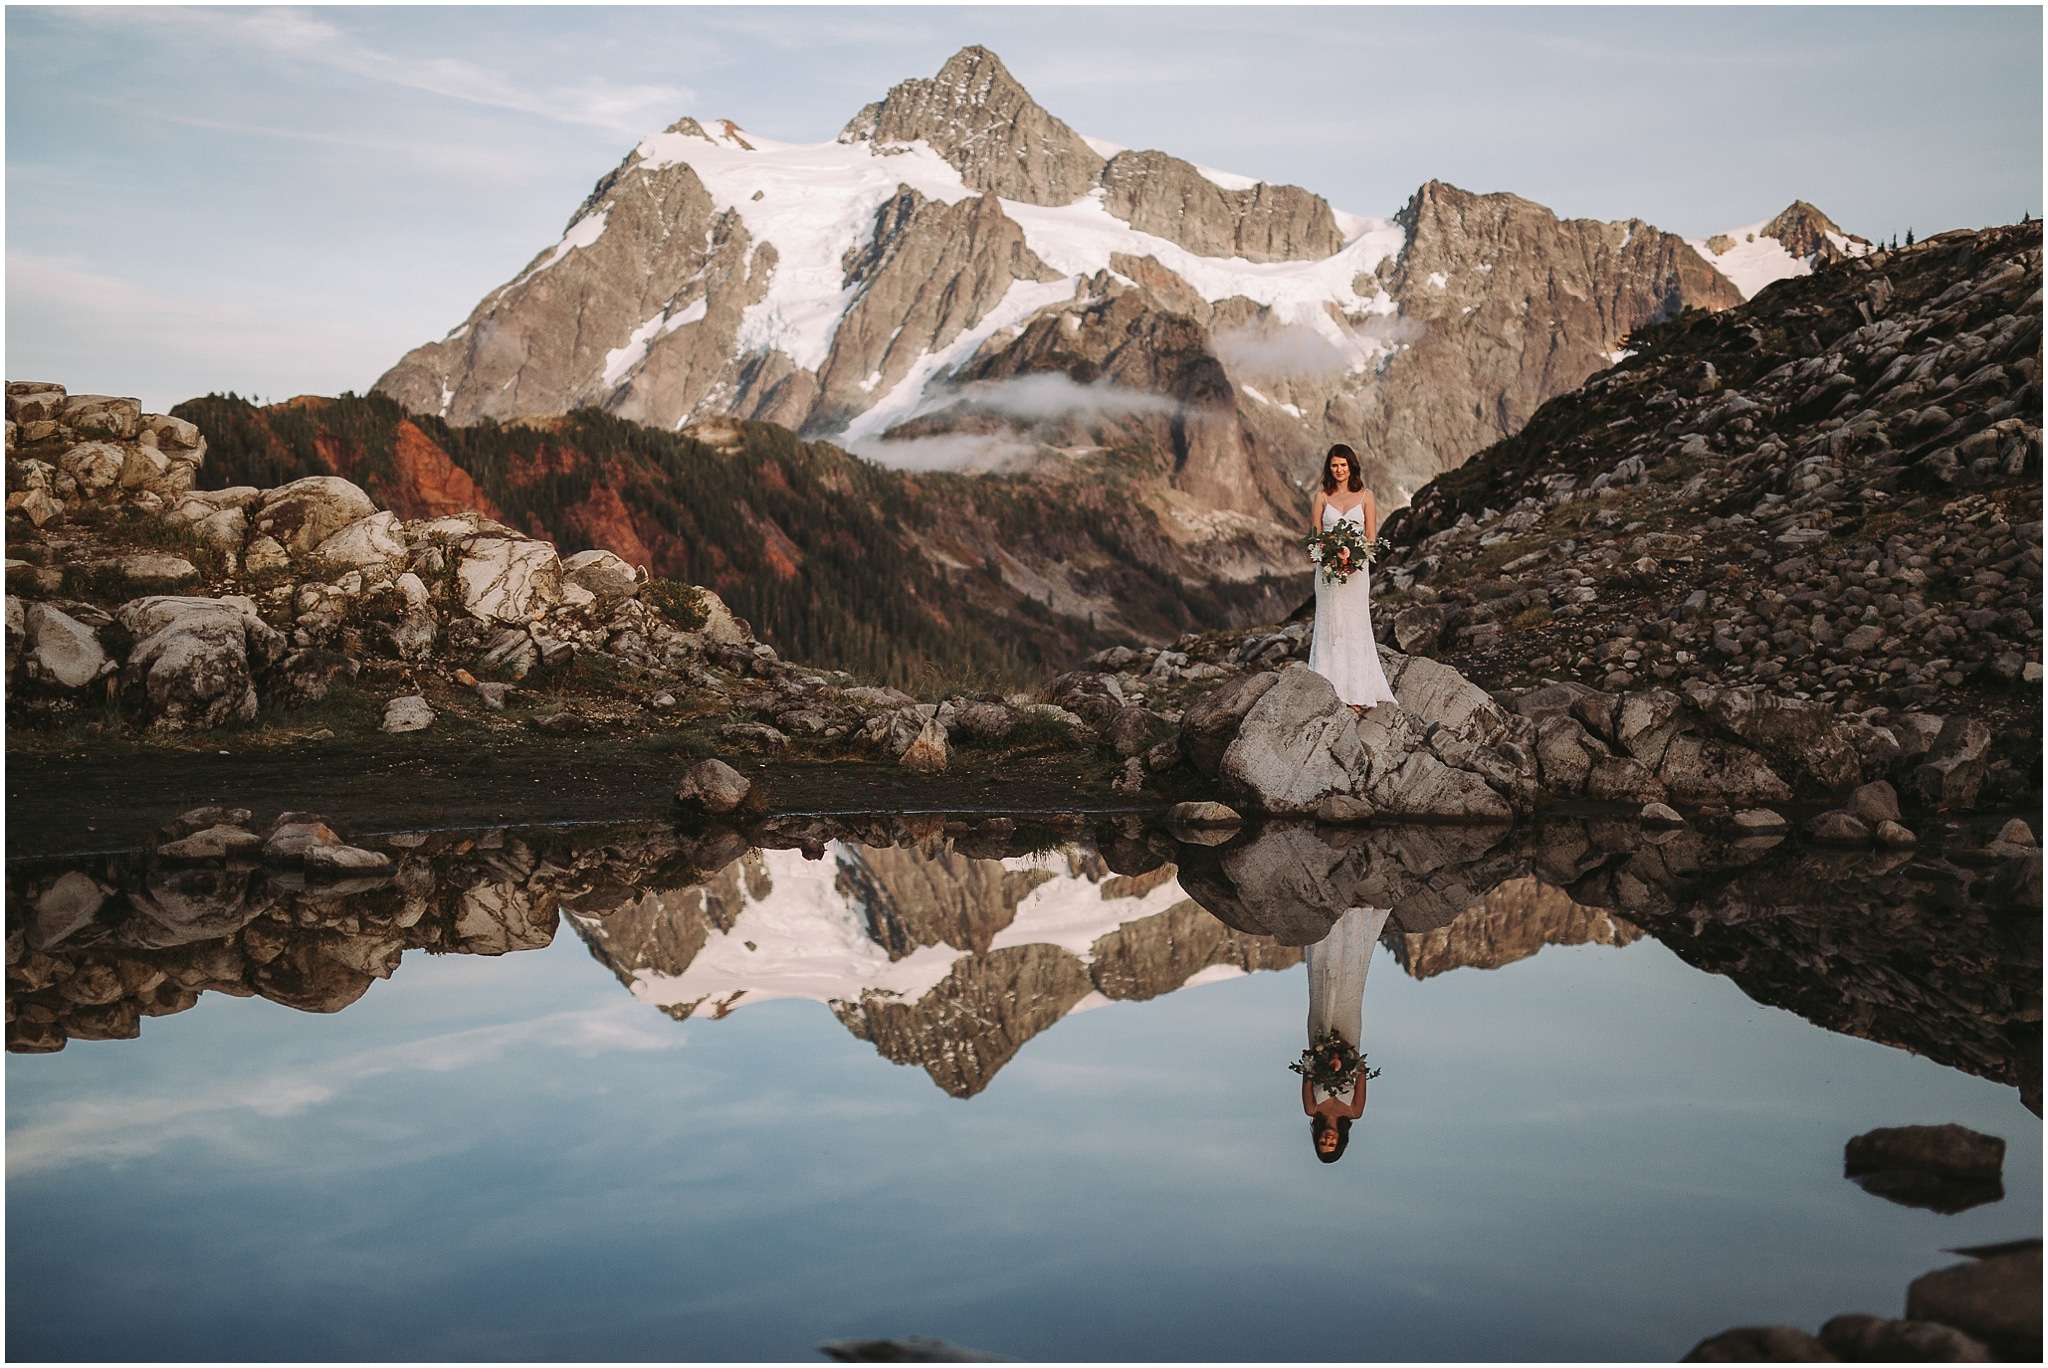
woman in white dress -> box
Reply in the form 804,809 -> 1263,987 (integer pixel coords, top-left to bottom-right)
1307,445 -> 1399,712
1302,904 -> 1393,1162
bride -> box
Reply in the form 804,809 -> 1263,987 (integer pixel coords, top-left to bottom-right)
1302,905 -> 1393,1162
1307,444 -> 1399,712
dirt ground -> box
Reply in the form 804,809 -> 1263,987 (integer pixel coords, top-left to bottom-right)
4,729 -> 1172,859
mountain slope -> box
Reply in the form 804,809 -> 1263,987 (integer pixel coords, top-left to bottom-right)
1371,220 -> 2041,781
172,391 -> 1303,685
374,45 -> 1850,523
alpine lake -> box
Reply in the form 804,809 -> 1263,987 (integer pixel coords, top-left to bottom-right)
6,750 -> 2039,1363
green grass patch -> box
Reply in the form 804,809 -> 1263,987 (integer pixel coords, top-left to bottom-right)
641,578 -> 709,630
1472,536 -> 1545,576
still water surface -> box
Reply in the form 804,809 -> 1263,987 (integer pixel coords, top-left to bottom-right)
7,818 -> 2039,1361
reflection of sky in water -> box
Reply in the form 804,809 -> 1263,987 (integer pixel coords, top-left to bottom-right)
8,915 -> 2038,1362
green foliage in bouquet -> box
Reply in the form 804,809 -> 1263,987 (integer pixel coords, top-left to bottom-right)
1290,1030 -> 1382,1095
1300,525 -> 1392,584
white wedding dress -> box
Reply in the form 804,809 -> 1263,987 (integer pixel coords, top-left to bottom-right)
1305,905 -> 1392,1102
1308,504 -> 1399,708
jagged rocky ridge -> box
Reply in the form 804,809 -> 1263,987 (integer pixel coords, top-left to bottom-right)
374,44 -> 1854,528
11,807 -> 2035,1126
1372,221 -> 2041,757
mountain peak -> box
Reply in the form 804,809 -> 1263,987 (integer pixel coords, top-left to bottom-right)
1761,199 -> 1864,262
839,45 -> 1103,205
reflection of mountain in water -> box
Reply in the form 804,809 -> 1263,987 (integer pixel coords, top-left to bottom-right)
1391,876 -> 1641,980
8,811 -> 2035,1113
569,842 -> 1301,1096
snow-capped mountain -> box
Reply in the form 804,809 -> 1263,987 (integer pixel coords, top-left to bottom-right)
1687,200 -> 1872,299
376,46 -> 1858,521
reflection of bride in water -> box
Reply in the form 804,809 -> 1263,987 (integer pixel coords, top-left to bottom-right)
1300,905 -> 1391,1163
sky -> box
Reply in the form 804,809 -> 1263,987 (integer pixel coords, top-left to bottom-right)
7,5 -> 2042,411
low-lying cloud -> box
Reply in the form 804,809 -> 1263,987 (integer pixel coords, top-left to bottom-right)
1212,322 -> 1351,378
846,373 -> 1181,472
846,431 -> 1040,473
1212,317 -> 1427,379
945,372 -> 1181,422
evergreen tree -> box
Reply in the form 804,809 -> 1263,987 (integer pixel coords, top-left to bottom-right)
1905,228 -> 1915,246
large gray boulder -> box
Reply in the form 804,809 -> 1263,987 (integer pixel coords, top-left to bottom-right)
1179,669 -> 1279,778
1701,687 -> 1860,794
1368,749 -> 1515,822
458,536 -> 564,623
59,441 -> 126,495
1219,664 -> 1365,815
250,476 -> 377,556
1533,714 -> 1606,794
677,758 -> 751,814
562,548 -> 644,600
1381,649 -> 1518,748
1912,716 -> 1992,809
1656,734 -> 1794,806
117,595 -> 288,728
61,393 -> 142,440
313,511 -> 410,571
1906,1244 -> 2041,1361
21,602 -> 110,689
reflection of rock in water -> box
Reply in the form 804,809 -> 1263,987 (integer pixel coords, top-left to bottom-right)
3,823 -> 688,1052
11,809 -> 2038,1116
1173,823 -> 1521,945
1171,818 -> 2041,1115
1390,876 -> 1641,980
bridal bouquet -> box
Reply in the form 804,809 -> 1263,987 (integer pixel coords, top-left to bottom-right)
1290,1030 -> 1382,1095
1301,525 -> 1391,585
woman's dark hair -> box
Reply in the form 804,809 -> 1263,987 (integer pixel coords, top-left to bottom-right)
1310,1114 -> 1352,1164
1321,444 -> 1364,495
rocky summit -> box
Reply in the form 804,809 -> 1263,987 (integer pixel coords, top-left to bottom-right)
374,44 -> 1860,529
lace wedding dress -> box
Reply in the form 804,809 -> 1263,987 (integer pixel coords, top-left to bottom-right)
1305,905 -> 1392,1103
1308,504 -> 1399,708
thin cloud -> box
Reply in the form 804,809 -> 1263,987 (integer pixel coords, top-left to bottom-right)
146,110 -> 547,184
101,7 -> 691,136
947,373 -> 1180,422
6,1001 -> 678,1177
